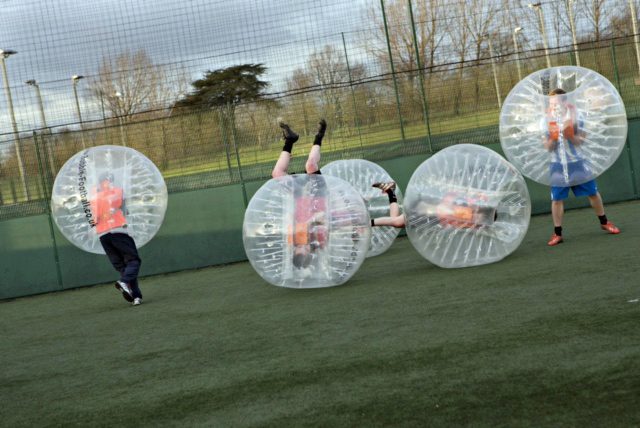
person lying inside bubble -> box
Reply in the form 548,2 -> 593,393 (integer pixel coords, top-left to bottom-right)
370,183 -> 498,231
434,192 -> 498,229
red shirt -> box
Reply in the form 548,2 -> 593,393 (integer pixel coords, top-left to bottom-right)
436,193 -> 488,229
90,186 -> 127,234
288,196 -> 327,247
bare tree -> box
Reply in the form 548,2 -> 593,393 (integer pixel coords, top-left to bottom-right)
606,0 -> 635,38
365,0 -> 446,78
283,67 -> 318,136
90,50 -> 187,122
449,1 -> 471,115
409,0 -> 447,126
464,0 -> 500,109
580,0 -> 611,42
307,45 -> 352,129
421,0 -> 447,75
495,0 -> 524,55
548,1 -> 570,50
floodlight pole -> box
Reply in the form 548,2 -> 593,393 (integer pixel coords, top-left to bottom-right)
26,80 -> 48,130
1,49 -> 29,199
486,34 -> 502,108
529,3 -> 551,68
96,89 -> 109,143
567,0 -> 580,66
513,27 -> 523,81
629,0 -> 640,81
26,79 -> 56,175
115,92 -> 127,147
72,75 -> 86,148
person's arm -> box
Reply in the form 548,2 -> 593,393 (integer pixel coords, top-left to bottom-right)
562,105 -> 582,146
114,187 -> 127,218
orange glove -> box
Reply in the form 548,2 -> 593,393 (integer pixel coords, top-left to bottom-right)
562,121 -> 575,140
548,121 -> 560,141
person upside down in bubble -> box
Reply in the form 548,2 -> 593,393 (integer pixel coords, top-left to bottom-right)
287,181 -> 328,269
90,173 -> 143,305
543,88 -> 619,246
271,118 -> 328,269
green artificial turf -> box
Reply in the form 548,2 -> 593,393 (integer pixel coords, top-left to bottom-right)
2,201 -> 639,427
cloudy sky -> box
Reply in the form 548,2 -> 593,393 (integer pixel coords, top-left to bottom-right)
0,0 -> 371,138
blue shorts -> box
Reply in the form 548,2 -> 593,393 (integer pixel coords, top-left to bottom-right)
549,160 -> 591,187
550,179 -> 598,201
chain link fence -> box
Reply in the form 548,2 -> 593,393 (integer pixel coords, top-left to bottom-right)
1,0 -> 639,220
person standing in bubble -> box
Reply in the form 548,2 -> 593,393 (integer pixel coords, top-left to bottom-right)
90,173 -> 143,305
271,119 -> 328,269
544,88 -> 620,246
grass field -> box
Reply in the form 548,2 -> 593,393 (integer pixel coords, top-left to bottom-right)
2,201 -> 640,427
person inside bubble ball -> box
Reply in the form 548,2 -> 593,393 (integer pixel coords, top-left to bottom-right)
271,119 -> 328,269
369,183 -> 497,230
544,88 -> 620,246
544,87 -> 590,184
288,179 -> 328,269
90,172 -> 143,305
435,192 -> 497,229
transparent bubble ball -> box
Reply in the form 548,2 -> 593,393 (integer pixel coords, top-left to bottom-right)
500,66 -> 627,187
243,174 -> 371,288
404,144 -> 531,268
51,145 -> 168,254
322,159 -> 403,257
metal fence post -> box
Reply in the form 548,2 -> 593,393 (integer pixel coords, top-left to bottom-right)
44,130 -> 57,177
380,0 -> 406,142
341,32 -> 365,154
611,40 -> 638,198
33,131 -> 64,290
228,104 -> 248,207
217,108 -> 235,182
407,0 -> 432,152
161,120 -> 169,171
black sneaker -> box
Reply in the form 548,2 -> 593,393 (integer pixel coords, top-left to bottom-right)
372,181 -> 396,192
115,281 -> 134,302
279,121 -> 299,143
317,119 -> 327,135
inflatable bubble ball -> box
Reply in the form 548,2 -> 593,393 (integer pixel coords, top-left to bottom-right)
322,159 -> 403,257
51,145 -> 168,254
404,144 -> 531,268
500,66 -> 627,187
243,174 -> 371,288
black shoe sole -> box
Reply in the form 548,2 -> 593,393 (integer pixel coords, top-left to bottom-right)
372,183 -> 395,191
115,283 -> 134,302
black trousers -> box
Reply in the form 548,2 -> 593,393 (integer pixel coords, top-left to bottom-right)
99,233 -> 142,299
